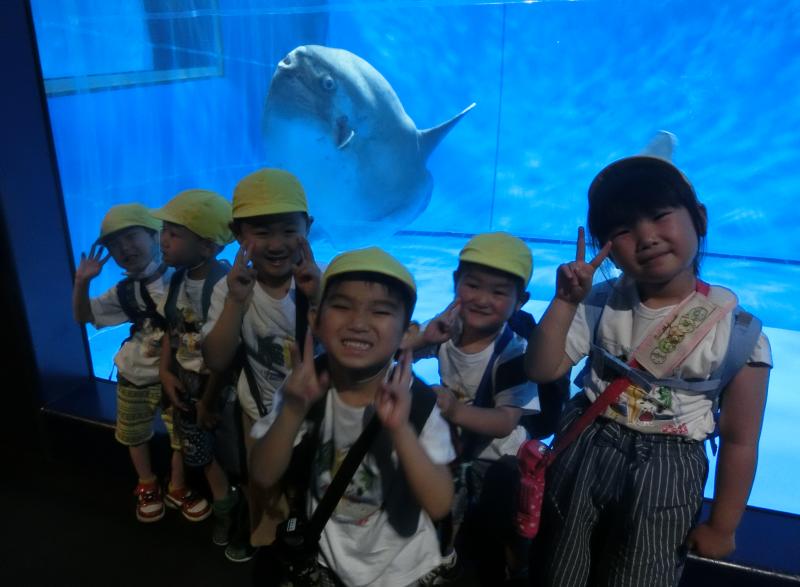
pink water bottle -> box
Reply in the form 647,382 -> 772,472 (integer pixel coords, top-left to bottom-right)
516,439 -> 548,539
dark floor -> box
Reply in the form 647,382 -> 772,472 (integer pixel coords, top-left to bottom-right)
3,413 -> 799,587
1,416 -> 253,587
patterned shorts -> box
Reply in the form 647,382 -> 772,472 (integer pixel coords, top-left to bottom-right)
115,377 -> 180,450
174,368 -> 216,468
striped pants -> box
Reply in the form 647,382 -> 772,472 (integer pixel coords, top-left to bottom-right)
531,397 -> 708,587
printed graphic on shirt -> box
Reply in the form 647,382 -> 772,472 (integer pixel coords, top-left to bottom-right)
175,306 -> 202,363
607,383 -> 675,428
313,439 -> 383,525
140,319 -> 164,358
252,334 -> 293,384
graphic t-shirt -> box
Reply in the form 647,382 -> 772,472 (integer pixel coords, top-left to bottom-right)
203,278 -> 296,420
565,277 -> 772,440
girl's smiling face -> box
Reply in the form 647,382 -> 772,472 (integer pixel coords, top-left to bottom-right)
607,205 -> 703,289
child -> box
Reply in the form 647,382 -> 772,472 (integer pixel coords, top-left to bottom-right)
412,232 -> 540,586
201,168 -> 321,562
524,155 -> 772,586
72,203 -> 189,523
151,189 -> 238,538
249,247 -> 456,586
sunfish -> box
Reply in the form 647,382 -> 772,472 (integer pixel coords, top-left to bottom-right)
263,45 -> 475,247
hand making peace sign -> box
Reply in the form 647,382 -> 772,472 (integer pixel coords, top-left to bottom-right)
555,227 -> 612,305
227,243 -> 258,304
282,329 -> 329,416
292,236 -> 321,301
375,349 -> 414,431
422,298 -> 462,346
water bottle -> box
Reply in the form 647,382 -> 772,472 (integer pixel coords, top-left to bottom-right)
515,439 -> 548,539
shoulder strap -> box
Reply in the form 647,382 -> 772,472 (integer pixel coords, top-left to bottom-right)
294,288 -> 310,359
460,326 -> 515,459
116,265 -> 167,336
409,376 -> 438,433
717,306 -> 762,391
163,268 -> 186,331
305,413 -> 382,541
202,260 -> 231,320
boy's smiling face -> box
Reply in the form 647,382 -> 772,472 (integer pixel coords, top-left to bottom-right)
104,226 -> 159,275
454,265 -> 524,338
237,212 -> 310,284
313,279 -> 409,380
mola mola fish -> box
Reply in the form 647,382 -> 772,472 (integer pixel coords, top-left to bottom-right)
263,45 -> 475,247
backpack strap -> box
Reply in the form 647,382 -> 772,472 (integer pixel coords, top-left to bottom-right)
116,263 -> 168,339
163,268 -> 186,332
202,260 -> 231,319
714,306 -> 762,391
460,325 -> 515,460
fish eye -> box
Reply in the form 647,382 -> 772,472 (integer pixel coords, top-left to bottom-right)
321,76 -> 336,91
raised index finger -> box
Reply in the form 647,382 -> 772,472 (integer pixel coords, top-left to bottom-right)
576,227 -> 586,263
298,236 -> 315,264
589,240 -> 613,269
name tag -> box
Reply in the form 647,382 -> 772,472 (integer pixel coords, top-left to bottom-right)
634,292 -> 731,379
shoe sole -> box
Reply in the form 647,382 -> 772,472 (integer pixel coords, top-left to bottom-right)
165,498 -> 212,522
136,509 -> 165,523
224,548 -> 257,563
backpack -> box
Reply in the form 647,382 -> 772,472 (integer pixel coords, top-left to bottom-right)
116,263 -> 168,339
572,279 -> 762,449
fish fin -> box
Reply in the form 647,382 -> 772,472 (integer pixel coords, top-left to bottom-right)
419,102 -> 476,160
640,130 -> 678,161
336,116 -> 355,149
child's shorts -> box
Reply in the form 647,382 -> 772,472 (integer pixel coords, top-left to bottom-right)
174,368 -> 216,468
115,377 -> 181,450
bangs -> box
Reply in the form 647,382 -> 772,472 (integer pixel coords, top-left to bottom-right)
588,176 -> 689,244
587,156 -> 699,245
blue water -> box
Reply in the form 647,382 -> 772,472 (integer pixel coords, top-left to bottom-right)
30,0 -> 800,515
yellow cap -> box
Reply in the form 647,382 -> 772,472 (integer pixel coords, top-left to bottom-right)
151,189 -> 234,246
459,232 -> 533,287
97,203 -> 162,244
321,247 -> 417,306
233,168 -> 308,219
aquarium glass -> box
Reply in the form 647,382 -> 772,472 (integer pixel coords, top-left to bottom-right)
30,0 -> 800,514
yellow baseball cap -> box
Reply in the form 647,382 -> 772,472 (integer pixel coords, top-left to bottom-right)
233,168 -> 308,219
97,203 -> 162,244
151,189 -> 234,246
321,247 -> 417,306
459,232 -> 533,288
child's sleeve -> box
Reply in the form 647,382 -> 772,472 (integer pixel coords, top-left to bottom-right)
200,277 -> 240,343
249,386 -> 309,446
417,404 -> 457,465
748,333 -> 773,367
89,286 -> 128,328
564,301 -> 593,365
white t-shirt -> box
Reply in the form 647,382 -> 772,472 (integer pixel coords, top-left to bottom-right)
90,261 -> 171,386
252,383 -> 456,587
437,329 -> 540,460
566,277 -> 772,440
202,278 -> 297,420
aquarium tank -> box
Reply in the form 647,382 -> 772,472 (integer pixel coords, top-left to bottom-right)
29,0 -> 799,514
